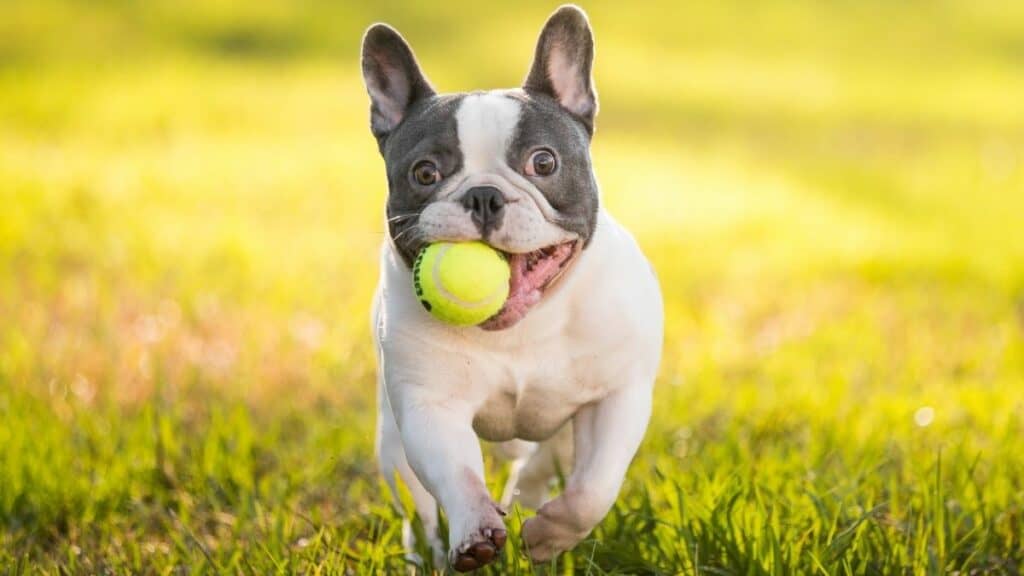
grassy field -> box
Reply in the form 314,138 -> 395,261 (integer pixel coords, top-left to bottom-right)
2,0 -> 1024,573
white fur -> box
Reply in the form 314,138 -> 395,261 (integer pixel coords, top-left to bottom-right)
456,93 -> 520,173
373,210 -> 663,566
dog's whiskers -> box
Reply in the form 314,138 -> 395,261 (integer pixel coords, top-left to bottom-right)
387,212 -> 422,224
390,223 -> 423,246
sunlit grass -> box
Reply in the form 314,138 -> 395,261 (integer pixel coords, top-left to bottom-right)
1,0 -> 1023,573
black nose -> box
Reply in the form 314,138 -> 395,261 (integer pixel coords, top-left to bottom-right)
460,186 -> 506,235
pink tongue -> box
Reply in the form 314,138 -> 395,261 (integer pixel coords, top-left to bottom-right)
481,243 -> 573,330
502,254 -> 544,319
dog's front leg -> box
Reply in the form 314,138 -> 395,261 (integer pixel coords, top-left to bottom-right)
522,380 -> 653,562
392,393 -> 507,572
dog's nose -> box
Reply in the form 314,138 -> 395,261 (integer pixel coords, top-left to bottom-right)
460,186 -> 506,235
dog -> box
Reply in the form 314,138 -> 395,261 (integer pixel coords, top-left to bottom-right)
362,5 -> 663,571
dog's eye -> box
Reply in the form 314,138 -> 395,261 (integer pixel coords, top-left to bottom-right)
526,149 -> 557,177
412,161 -> 441,186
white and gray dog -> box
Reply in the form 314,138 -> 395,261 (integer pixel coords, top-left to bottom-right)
362,5 -> 663,571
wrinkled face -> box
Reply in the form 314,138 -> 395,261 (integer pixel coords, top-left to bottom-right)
362,7 -> 599,329
384,91 -> 597,263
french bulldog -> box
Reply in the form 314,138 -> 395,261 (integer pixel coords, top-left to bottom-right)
362,5 -> 663,571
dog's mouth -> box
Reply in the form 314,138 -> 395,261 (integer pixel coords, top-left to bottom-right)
480,240 -> 581,331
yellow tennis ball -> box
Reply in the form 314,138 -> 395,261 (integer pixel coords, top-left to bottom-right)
413,241 -> 510,326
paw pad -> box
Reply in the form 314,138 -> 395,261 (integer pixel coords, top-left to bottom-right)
451,528 -> 507,572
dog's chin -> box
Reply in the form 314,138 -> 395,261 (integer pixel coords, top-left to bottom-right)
479,239 -> 582,331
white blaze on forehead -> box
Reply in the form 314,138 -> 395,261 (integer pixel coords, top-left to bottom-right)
455,93 -> 521,173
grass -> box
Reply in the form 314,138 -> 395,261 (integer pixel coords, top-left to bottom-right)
1,0 -> 1023,573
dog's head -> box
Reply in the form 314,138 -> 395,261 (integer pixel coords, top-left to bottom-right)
361,5 -> 599,330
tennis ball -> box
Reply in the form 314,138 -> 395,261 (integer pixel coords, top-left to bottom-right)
413,241 -> 510,326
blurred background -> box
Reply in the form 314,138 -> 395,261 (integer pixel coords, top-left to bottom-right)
1,0 -> 1023,572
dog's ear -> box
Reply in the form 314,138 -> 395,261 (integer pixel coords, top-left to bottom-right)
361,24 -> 436,145
523,5 -> 598,134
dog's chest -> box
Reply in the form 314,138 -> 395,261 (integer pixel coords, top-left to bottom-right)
468,332 -> 621,442
471,365 -> 596,442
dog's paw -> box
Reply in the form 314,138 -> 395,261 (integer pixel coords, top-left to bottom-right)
522,514 -> 582,563
448,502 -> 508,572
521,492 -> 595,563
451,526 -> 508,572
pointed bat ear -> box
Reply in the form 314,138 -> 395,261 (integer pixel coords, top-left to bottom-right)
361,23 -> 436,144
523,5 -> 598,134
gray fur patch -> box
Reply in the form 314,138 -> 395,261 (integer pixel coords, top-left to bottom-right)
507,92 -> 598,247
383,94 -> 466,266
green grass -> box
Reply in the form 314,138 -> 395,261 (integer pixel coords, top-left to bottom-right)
2,0 -> 1023,573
